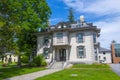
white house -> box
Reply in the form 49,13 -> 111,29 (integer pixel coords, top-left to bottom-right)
36,16 -> 102,68
98,47 -> 112,63
0,52 -> 18,63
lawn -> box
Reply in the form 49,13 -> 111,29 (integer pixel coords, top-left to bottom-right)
36,64 -> 120,80
72,63 -> 110,68
0,63 -> 45,80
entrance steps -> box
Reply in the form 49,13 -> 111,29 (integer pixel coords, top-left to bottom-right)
50,62 -> 63,69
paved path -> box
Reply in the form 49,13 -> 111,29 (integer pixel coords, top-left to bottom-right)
4,69 -> 62,80
109,64 -> 120,76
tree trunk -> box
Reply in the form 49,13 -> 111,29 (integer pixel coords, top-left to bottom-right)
17,55 -> 21,67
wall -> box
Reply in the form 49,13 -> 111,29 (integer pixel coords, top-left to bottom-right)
69,31 -> 95,63
111,44 -> 120,63
98,52 -> 112,63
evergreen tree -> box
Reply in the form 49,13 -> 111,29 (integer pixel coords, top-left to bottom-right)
68,8 -> 75,23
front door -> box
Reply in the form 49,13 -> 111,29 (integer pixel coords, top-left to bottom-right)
59,49 -> 66,61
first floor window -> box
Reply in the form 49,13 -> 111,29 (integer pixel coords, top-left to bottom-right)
43,48 -> 49,59
103,57 -> 106,61
77,46 -> 85,58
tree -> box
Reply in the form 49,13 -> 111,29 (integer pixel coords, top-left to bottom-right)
0,0 -> 51,66
68,8 -> 75,23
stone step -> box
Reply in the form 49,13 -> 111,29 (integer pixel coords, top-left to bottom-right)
50,62 -> 63,69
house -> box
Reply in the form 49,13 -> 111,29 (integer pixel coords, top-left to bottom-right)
0,52 -> 18,63
37,16 -> 102,68
98,47 -> 112,63
111,42 -> 120,63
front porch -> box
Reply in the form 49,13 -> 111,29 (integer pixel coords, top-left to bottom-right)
53,46 -> 70,62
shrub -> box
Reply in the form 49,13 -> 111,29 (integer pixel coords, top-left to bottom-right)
33,54 -> 46,67
28,62 -> 36,67
21,55 -> 29,63
42,61 -> 47,66
2,63 -> 8,67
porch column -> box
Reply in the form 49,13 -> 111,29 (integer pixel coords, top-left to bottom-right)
66,46 -> 69,61
53,48 -> 55,61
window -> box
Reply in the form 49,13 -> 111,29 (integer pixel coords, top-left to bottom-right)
44,37 -> 49,45
43,48 -> 49,59
103,57 -> 106,61
103,52 -> 106,55
93,34 -> 96,43
77,46 -> 85,58
77,33 -> 83,43
99,56 -> 101,59
57,33 -> 63,43
115,44 -> 120,57
94,48 -> 97,54
95,56 -> 98,60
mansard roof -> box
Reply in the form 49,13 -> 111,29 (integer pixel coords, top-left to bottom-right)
36,21 -> 100,35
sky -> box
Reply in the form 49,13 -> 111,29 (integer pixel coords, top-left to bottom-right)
46,0 -> 120,49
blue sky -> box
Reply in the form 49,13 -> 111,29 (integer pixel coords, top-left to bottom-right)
46,0 -> 120,49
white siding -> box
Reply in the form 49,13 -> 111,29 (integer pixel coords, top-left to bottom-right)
69,31 -> 95,63
98,52 -> 112,63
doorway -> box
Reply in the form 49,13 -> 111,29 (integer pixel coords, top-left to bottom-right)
59,49 -> 66,61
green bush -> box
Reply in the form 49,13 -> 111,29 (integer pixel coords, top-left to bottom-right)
21,55 -> 29,63
28,62 -> 36,67
42,61 -> 47,66
33,54 -> 46,67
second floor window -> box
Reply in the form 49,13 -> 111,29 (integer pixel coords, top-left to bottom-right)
57,33 -> 63,43
93,34 -> 96,43
77,33 -> 83,43
44,37 -> 49,45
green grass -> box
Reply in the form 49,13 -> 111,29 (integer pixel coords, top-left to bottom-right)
0,63 -> 45,80
72,63 -> 110,68
36,64 -> 120,80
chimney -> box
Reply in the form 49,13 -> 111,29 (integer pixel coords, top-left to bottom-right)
80,15 -> 84,22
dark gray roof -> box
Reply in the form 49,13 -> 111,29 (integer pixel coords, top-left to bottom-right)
99,47 -> 111,52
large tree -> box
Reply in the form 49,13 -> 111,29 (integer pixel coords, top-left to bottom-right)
0,0 -> 51,66
68,8 -> 75,23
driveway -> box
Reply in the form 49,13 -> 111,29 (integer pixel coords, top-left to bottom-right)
109,64 -> 120,76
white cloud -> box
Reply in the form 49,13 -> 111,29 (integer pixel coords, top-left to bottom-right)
94,17 -> 120,48
63,0 -> 120,15
63,0 -> 120,48
50,18 -> 63,25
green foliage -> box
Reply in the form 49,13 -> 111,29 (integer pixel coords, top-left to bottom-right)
33,54 -> 46,67
68,8 -> 75,23
0,0 -> 51,65
28,62 -> 36,67
21,55 -> 29,63
42,61 -> 47,66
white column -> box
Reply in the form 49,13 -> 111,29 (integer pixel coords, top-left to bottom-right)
53,48 -> 55,61
66,46 -> 69,61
